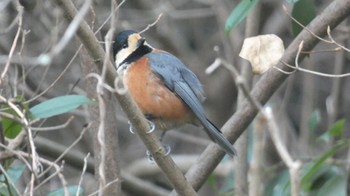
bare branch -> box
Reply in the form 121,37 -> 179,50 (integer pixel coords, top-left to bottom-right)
0,2 -> 23,85
77,153 -> 90,196
139,13 -> 163,34
50,0 -> 92,57
0,164 -> 21,195
279,42 -> 350,78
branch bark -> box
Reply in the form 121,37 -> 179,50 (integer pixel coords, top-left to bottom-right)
170,0 -> 350,194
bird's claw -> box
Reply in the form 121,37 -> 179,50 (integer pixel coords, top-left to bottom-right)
146,150 -> 154,163
128,120 -> 155,134
146,144 -> 172,163
127,121 -> 135,134
163,144 -> 171,156
146,120 -> 155,133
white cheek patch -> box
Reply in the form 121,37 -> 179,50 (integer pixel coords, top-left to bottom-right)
116,45 -> 137,67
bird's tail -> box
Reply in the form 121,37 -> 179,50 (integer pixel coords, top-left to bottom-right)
201,118 -> 237,157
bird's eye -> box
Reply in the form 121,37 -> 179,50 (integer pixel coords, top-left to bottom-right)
122,43 -> 128,48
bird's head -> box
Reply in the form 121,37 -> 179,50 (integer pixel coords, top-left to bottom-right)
113,30 -> 151,69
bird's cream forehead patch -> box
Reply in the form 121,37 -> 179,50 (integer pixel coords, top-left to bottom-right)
128,33 -> 142,46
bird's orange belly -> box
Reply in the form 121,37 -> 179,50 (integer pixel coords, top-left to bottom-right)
123,57 -> 193,130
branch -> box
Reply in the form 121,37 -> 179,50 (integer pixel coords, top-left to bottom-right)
0,1 -> 23,85
170,0 -> 350,193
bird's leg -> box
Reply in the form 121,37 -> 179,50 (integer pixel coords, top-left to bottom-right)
159,131 -> 166,142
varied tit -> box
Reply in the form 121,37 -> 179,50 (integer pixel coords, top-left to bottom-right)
113,30 -> 236,156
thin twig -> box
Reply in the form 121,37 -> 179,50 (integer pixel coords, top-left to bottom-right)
38,123 -> 90,178
30,116 -> 74,131
26,45 -> 83,104
18,151 -> 69,195
0,3 -> 23,85
50,0 -> 92,57
139,13 -> 163,34
283,5 -> 350,52
0,164 -> 21,196
327,26 -> 350,52
279,42 -> 350,78
76,153 -> 90,196
87,178 -> 120,196
0,95 -> 38,196
0,142 -> 32,171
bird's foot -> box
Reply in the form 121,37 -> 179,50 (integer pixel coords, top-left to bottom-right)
128,120 -> 155,134
146,120 -> 155,133
146,144 -> 171,163
127,121 -> 135,134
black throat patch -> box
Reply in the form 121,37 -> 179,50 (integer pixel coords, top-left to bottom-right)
120,45 -> 152,66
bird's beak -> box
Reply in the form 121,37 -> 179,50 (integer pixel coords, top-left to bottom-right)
137,38 -> 145,47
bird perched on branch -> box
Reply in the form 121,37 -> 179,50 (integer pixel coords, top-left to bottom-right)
113,30 -> 236,156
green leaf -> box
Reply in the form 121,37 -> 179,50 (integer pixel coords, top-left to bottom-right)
307,110 -> 320,134
2,110 -> 22,139
301,140 -> 350,188
225,0 -> 258,33
319,119 -> 346,143
291,0 -> 316,37
47,185 -> 84,196
317,173 -> 346,196
1,96 -> 27,139
29,95 -> 94,119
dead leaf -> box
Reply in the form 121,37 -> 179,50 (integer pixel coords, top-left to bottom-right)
239,34 -> 285,75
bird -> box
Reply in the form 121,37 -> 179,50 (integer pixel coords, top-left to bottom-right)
113,30 -> 236,156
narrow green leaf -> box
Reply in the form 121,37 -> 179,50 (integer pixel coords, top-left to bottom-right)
301,140 -> 350,187
47,185 -> 84,196
300,163 -> 332,191
29,95 -> 94,119
291,0 -> 316,37
319,119 -> 346,143
317,173 -> 346,196
225,0 -> 258,33
327,119 -> 346,137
